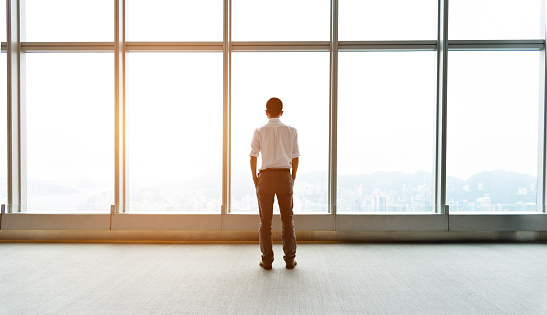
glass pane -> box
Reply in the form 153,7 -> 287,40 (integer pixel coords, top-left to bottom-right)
127,53 -> 222,213
447,52 -> 539,213
449,0 -> 541,40
339,0 -> 437,40
0,53 -> 5,207
1,0 -> 5,207
231,52 -> 329,213
25,0 -> 113,42
338,52 -> 437,213
1,0 -> 5,42
233,0 -> 330,41
26,54 -> 113,213
127,0 -> 222,41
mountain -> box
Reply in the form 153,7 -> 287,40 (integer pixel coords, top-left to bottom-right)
24,168 -> 534,206
446,170 -> 536,204
27,181 -> 81,196
338,170 -> 432,192
300,169 -> 536,204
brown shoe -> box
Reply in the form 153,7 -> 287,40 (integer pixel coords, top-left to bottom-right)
286,260 -> 297,269
259,260 -> 272,270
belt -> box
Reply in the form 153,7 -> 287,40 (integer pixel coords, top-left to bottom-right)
260,168 -> 290,173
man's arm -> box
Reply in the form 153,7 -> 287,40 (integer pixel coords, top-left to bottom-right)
291,157 -> 299,181
250,156 -> 258,187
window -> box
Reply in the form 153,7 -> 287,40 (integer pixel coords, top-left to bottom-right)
449,0 -> 541,40
2,0 -> 546,230
1,0 -> 6,207
232,0 -> 330,41
127,0 -> 222,41
339,0 -> 438,41
337,52 -> 437,213
231,52 -> 329,213
127,53 -> 223,213
26,53 -> 113,213
0,51 -> 5,207
25,0 -> 113,42
447,51 -> 540,213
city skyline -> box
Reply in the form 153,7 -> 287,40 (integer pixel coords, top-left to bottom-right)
1,168 -> 537,213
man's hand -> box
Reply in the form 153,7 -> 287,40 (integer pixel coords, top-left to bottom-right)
291,157 -> 299,181
250,156 -> 258,188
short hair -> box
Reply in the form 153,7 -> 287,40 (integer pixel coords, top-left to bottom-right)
266,97 -> 283,117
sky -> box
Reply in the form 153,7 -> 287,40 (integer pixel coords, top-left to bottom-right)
0,0 -> 544,210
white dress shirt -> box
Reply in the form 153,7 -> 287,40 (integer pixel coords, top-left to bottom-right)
250,118 -> 300,171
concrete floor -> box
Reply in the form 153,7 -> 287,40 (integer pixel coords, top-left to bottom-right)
1,242 -> 547,314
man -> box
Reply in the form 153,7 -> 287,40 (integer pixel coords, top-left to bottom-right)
250,97 -> 300,270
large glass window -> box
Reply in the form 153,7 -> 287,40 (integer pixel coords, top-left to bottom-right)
0,50 -> 5,208
25,0 -> 113,42
127,53 -> 222,213
447,51 -> 540,213
337,52 -> 437,213
0,52 -> 5,208
232,0 -> 330,41
26,53 -> 113,213
0,0 -> 4,40
1,0 -> 6,208
127,0 -> 222,41
231,52 -> 329,213
2,0 -> 546,222
339,0 -> 438,41
449,0 -> 542,40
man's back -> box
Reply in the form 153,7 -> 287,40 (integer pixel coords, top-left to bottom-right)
250,118 -> 299,171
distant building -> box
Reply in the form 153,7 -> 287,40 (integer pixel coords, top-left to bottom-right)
477,194 -> 492,211
375,195 -> 386,212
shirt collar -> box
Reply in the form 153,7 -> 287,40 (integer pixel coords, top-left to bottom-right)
268,118 -> 282,123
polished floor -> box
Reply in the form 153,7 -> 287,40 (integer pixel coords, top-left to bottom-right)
1,242 -> 547,314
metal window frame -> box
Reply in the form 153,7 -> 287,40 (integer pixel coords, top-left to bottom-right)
434,0 -> 448,214
329,0 -> 338,221
11,40 -> 545,53
1,0 -> 547,234
114,0 -> 127,213
539,0 -> 547,213
222,0 -> 231,217
6,0 -> 25,214
448,40 -> 545,51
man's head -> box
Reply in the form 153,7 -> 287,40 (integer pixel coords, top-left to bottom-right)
266,97 -> 283,118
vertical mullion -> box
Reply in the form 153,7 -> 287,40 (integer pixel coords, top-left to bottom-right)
6,0 -> 25,213
329,0 -> 338,219
222,0 -> 231,217
114,0 -> 126,213
538,0 -> 547,212
434,0 -> 448,214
